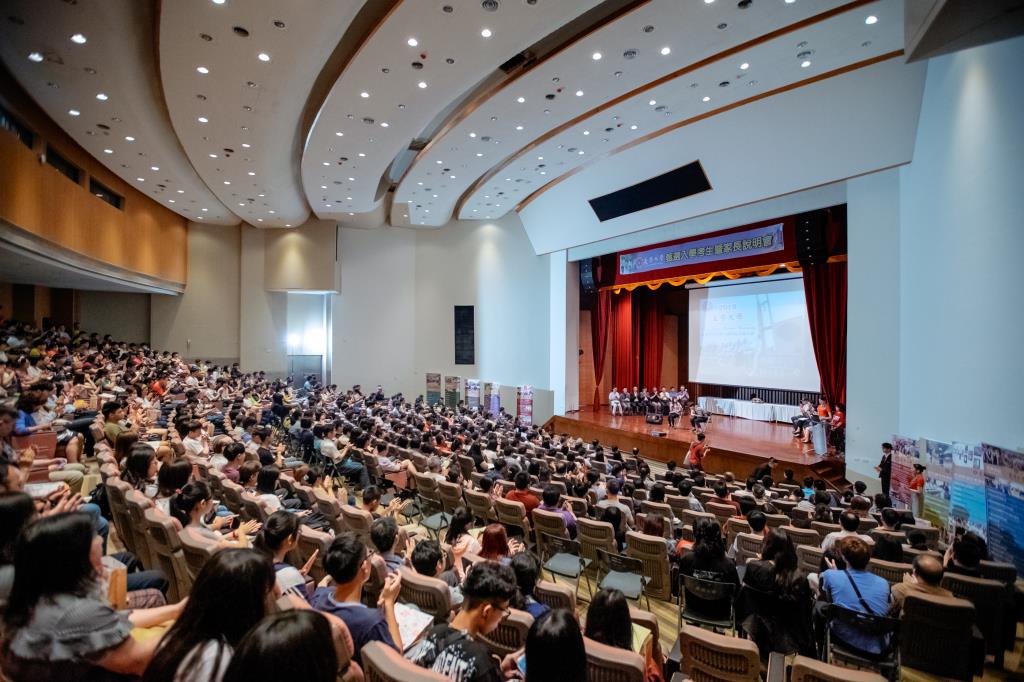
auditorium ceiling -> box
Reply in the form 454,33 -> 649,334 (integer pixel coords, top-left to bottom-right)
0,0 -> 923,250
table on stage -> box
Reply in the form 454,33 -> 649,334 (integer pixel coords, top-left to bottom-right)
697,397 -> 803,423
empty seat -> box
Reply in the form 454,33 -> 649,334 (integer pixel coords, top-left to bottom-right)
625,530 -> 671,601
340,504 -> 373,545
867,558 -> 912,585
361,640 -> 448,681
678,624 -> 760,682
534,579 -> 576,612
397,567 -> 451,624
789,655 -> 887,682
142,507 -> 191,602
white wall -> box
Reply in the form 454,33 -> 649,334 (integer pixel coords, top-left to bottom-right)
239,227 -> 288,375
286,293 -> 327,356
896,36 -> 1024,452
77,291 -> 150,343
151,222 -> 241,364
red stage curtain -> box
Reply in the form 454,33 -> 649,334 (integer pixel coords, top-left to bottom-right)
590,290 -> 611,411
803,261 -> 847,405
611,291 -> 635,390
639,290 -> 665,390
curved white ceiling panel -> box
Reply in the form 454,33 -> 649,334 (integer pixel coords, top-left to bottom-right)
465,0 -> 902,222
395,0 -> 873,227
160,0 -> 365,228
302,0 -> 603,222
0,0 -> 236,225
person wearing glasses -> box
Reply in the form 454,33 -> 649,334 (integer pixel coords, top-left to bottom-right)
406,561 -> 518,680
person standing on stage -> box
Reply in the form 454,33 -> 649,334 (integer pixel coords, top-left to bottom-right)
687,433 -> 708,471
609,388 -> 623,416
875,442 -> 893,497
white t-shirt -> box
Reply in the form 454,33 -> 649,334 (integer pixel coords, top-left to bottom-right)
183,436 -> 205,457
175,640 -> 232,682
259,493 -> 282,513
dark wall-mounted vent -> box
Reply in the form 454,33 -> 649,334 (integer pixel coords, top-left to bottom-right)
588,161 -> 711,222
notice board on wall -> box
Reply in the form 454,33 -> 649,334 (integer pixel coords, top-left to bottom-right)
454,305 -> 475,365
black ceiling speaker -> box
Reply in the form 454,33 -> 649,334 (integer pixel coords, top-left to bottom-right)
580,258 -> 597,294
588,161 -> 711,222
796,209 -> 829,266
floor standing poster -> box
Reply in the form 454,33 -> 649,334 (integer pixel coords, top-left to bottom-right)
983,443 -> 1024,573
890,436 -> 919,509
444,376 -> 461,409
485,382 -> 500,416
921,439 -> 953,539
949,441 -> 988,540
517,385 -> 534,427
426,373 -> 442,406
466,379 -> 481,411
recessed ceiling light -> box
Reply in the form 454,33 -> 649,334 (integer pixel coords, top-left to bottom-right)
247,171 -> 255,176
537,156 -> 543,160
801,60 -> 811,68
242,143 -> 251,148
449,175 -> 455,179
196,215 -> 204,220
630,124 -> 638,130
70,33 -> 87,44
150,165 -> 159,171
539,171 -> 546,175
202,208 -> 209,212
865,15 -> 878,24
177,189 -> 184,193
516,96 -> 525,103
476,152 -> 484,157
197,66 -> 209,74
285,223 -> 291,227
660,46 -> 671,56
417,81 -> 428,89
578,150 -> 584,155
197,116 -> 208,123
358,152 -> 366,157
785,0 -> 795,3
103,148 -> 113,154
436,160 -> 443,164
469,132 -> 477,138
258,193 -> 265,197
649,99 -> 657,106
583,130 -> 590,135
239,203 -> 246,206
407,37 -> 418,47
69,109 -> 80,117
702,96 -> 711,102
28,52 -> 43,63
269,210 -> 275,214
515,125 -> 523,131
360,91 -> 369,98
322,161 -> 330,166
137,177 -> 145,182
380,122 -> 389,128
211,0 -> 225,4
124,135 -> 134,141
348,177 -> 355,181
592,52 -> 602,61
575,90 -> 584,97
209,153 -> 218,158
168,199 -> 175,203
257,52 -> 271,62
417,181 -> 423,185
321,185 -> 327,189
704,0 -> 714,4
95,93 -> 108,101
224,180 -> 231,185
326,203 -> 333,208
740,62 -> 749,70
480,28 -> 492,38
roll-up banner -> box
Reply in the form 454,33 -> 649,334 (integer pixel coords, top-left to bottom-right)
466,379 -> 481,411
516,385 -> 534,426
444,376 -> 461,409
425,373 -> 442,406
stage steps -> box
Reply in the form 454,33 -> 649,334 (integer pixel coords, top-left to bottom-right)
810,457 -> 849,491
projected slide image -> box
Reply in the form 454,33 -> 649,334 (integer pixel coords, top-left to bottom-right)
689,277 -> 821,392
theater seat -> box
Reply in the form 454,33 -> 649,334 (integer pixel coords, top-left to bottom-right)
360,641 -> 447,681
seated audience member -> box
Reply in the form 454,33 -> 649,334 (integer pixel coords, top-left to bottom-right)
944,531 -> 987,577
410,539 -> 463,607
510,552 -> 550,619
221,610 -> 338,682
820,511 -> 875,553
889,554 -> 952,617
818,537 -> 891,656
872,535 -> 905,563
583,587 -> 632,651
445,507 -> 483,578
479,523 -> 520,563
310,532 -> 403,664
370,516 -> 405,574
750,457 -> 777,483
641,514 -> 675,556
906,530 -> 930,552
153,458 -> 192,516
678,518 -> 740,620
877,507 -> 903,532
505,471 -> 541,515
596,479 -> 635,529
537,484 -> 577,539
221,443 -> 246,484
123,446 -> 159,496
677,479 -> 704,512
729,509 -> 768,558
600,505 -> 627,551
144,549 -> 275,682
2,512 -> 183,681
712,482 -> 742,516
782,468 -> 797,485
524,609 -> 587,682
740,530 -> 815,657
171,481 -> 260,548
407,561 -> 517,679
791,488 -> 814,512
252,510 -> 314,599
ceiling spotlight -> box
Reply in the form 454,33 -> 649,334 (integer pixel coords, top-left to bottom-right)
436,160 -> 443,164
137,177 -> 145,182
177,189 -> 184,193
28,52 -> 43,62
358,152 -> 366,157
197,116 -> 208,123
705,0 -> 714,3
212,0 -> 226,4
575,90 -> 584,97
70,33 -> 87,44
258,193 -> 265,197
197,66 -> 209,74
469,132 -> 477,138
209,153 -> 218,158
801,60 -> 811,68
202,208 -> 209,212
269,210 -> 275,214
326,203 -> 332,208
257,52 -> 271,62
480,28 -> 492,38
223,180 -> 231,185
348,177 -> 355,181
417,81 -> 428,89
321,185 -> 327,189
740,62 -> 749,70
660,46 -> 671,56
583,130 -> 590,135
69,109 -> 80,116
702,95 -> 711,102
785,0 -> 795,3
476,152 -> 484,156
247,171 -> 255,176
242,143 -> 251,148
257,218 -> 263,222
285,223 -> 291,227
449,175 -> 455,179
103,148 -> 113,154
360,91 -> 369,98
168,199 -> 175,203
407,37 -> 418,47
537,156 -> 543,160
516,96 -> 525,103
630,124 -> 638,130
150,165 -> 159,171
322,161 -> 330,166
649,99 -> 657,106
578,150 -> 584,155
335,131 -> 344,137
515,125 -> 523,130
592,52 -> 602,61
865,15 -> 878,24
380,122 -> 389,127
124,135 -> 134,141
95,93 -> 108,101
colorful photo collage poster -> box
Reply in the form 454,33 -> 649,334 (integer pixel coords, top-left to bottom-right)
983,443 -> 1024,573
890,436 -> 918,509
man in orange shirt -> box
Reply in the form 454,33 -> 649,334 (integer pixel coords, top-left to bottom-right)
504,471 -> 540,514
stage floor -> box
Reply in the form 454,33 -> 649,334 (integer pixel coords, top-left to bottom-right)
558,409 -> 821,468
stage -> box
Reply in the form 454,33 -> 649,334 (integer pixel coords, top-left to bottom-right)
548,410 -> 843,484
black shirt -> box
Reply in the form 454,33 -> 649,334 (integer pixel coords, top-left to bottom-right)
407,624 -> 501,682
678,550 -> 740,620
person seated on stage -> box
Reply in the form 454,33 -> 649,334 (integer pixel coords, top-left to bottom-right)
712,482 -> 742,516
815,398 -> 831,420
677,479 -> 705,512
750,457 -> 777,483
687,433 -> 708,470
690,403 -> 710,432
830,403 -> 846,430
668,395 -> 684,428
749,392 -> 764,404
792,400 -> 814,436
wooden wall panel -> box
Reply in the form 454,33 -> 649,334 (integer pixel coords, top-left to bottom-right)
0,67 -> 187,285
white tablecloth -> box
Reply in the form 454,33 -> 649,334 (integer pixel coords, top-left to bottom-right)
697,397 -> 803,423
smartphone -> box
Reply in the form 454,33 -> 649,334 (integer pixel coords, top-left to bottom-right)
516,654 -> 527,675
